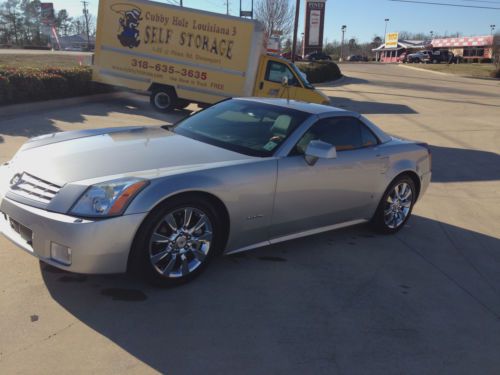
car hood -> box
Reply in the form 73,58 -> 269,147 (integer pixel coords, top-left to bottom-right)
10,126 -> 256,186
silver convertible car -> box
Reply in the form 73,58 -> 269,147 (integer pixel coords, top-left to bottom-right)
0,98 -> 431,286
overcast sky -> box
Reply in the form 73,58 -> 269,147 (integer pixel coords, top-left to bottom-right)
52,0 -> 499,42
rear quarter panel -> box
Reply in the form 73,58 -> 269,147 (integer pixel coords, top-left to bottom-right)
377,140 -> 431,203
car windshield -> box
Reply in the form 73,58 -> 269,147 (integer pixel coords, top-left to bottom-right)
290,63 -> 314,89
172,99 -> 309,157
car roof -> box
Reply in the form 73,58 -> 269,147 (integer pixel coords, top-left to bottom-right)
235,97 -> 358,117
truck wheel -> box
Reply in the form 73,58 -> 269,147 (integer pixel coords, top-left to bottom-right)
151,88 -> 176,112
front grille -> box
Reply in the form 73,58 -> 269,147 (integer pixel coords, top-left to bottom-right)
9,172 -> 62,204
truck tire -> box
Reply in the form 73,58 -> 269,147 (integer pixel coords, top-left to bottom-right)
150,88 -> 177,112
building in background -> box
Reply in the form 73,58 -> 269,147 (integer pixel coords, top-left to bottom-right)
373,35 -> 495,63
431,36 -> 494,62
372,38 -> 431,63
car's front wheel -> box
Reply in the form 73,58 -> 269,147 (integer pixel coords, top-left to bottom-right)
130,197 -> 222,286
372,176 -> 416,234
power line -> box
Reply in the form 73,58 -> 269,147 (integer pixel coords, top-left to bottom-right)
460,0 -> 500,3
389,0 -> 500,9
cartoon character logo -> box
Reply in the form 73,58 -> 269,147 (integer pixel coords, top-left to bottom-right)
111,3 -> 143,48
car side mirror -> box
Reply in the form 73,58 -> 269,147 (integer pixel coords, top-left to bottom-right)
304,140 -> 337,165
281,76 -> 289,87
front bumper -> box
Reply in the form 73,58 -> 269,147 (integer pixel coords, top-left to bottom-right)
0,196 -> 147,274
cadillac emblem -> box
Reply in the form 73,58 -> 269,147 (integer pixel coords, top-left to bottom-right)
10,173 -> 22,188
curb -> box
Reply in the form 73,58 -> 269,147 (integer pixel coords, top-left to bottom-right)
0,91 -> 135,118
398,64 -> 451,76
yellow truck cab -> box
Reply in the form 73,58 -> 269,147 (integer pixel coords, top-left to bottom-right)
92,0 -> 329,111
254,54 -> 329,105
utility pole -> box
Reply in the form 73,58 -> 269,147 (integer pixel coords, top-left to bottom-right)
291,0 -> 300,63
226,0 -> 229,15
180,0 -> 183,7
340,25 -> 346,62
82,1 -> 90,50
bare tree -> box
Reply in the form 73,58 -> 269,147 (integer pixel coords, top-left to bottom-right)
254,0 -> 294,38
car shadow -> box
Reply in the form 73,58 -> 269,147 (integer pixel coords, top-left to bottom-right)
0,94 -> 193,139
40,216 -> 500,374
327,95 -> 417,114
430,145 -> 500,183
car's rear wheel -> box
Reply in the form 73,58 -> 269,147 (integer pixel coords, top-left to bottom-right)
130,197 -> 222,286
372,176 -> 416,234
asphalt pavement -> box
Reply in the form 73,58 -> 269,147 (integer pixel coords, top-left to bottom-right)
0,63 -> 499,374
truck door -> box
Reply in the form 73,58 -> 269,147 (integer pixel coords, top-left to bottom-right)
254,60 -> 298,99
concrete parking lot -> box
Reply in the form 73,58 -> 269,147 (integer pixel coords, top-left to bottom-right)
0,63 -> 499,374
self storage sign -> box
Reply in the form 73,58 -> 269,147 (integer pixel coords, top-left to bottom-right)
94,0 -> 257,98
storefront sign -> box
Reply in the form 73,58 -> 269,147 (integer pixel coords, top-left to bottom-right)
386,32 -> 399,49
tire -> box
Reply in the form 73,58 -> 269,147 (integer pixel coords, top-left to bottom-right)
129,196 -> 224,287
371,175 -> 416,234
150,87 -> 177,112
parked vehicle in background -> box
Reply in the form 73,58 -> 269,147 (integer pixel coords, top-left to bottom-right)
407,49 -> 457,64
305,51 -> 332,61
280,51 -> 302,61
92,0 -> 329,111
0,98 -> 431,286
347,55 -> 368,62
407,50 -> 432,63
427,50 -> 455,64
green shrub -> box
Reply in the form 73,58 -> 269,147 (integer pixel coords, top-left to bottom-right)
0,76 -> 12,103
0,66 -> 112,105
295,61 -> 342,83
491,68 -> 500,79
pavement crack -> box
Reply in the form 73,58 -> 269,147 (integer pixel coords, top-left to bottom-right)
0,321 -> 77,362
395,235 -> 500,321
437,221 -> 500,299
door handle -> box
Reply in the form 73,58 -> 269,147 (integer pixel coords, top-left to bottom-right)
259,81 -> 264,90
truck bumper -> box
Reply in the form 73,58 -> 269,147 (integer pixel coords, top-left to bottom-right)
0,196 -> 147,274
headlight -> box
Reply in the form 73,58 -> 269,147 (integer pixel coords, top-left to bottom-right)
70,177 -> 148,217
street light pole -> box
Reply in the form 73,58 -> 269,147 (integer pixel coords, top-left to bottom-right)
340,25 -> 346,62
384,18 -> 389,43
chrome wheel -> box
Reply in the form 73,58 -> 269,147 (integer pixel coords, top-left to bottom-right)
149,207 -> 213,278
383,182 -> 413,229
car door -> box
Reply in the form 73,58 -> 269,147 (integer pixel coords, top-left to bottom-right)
254,60 -> 299,99
270,116 -> 388,239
